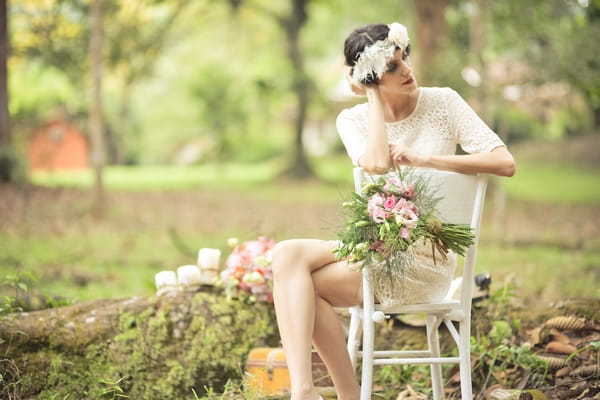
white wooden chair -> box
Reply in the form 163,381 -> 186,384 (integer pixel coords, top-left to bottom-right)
346,167 -> 488,400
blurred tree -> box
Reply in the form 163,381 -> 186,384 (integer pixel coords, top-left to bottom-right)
560,0 -> 600,129
89,0 -> 105,216
284,0 -> 312,178
104,0 -> 192,164
413,0 -> 449,85
234,0 -> 314,178
190,64 -> 250,161
9,0 -> 193,165
0,0 -> 8,144
0,0 -> 13,182
11,0 -> 90,88
489,0 -> 600,132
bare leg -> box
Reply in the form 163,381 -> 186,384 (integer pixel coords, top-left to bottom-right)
272,239 -> 362,400
272,239 -> 321,399
312,261 -> 363,400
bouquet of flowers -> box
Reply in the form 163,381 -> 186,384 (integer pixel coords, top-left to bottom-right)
220,236 -> 276,302
334,168 -> 475,280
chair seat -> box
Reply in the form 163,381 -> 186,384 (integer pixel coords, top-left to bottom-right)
377,299 -> 461,314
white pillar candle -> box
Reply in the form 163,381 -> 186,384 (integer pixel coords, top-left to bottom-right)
155,270 -> 177,294
199,268 -> 217,285
177,265 -> 203,286
197,248 -> 221,270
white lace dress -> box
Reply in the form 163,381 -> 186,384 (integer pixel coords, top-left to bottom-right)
336,87 -> 505,307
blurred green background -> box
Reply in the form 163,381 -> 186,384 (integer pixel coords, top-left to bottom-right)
1,0 -> 599,308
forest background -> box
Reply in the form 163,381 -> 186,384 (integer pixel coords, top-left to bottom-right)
1,0 -> 597,302
0,0 -> 599,399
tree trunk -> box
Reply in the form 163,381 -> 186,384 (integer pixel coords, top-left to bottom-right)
282,0 -> 313,179
0,290 -> 279,399
89,0 -> 106,216
469,0 -> 507,243
413,0 -> 448,85
593,106 -> 600,130
0,296 -> 152,353
237,0 -> 314,179
0,0 -> 13,183
0,0 -> 8,147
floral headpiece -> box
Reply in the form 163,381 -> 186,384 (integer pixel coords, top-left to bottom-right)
351,22 -> 409,85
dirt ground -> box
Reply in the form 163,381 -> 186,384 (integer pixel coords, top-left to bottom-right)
1,180 -> 599,245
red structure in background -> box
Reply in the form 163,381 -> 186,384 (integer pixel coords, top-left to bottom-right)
28,119 -> 89,171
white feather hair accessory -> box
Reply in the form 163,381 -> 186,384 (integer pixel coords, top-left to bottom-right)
351,22 -> 409,85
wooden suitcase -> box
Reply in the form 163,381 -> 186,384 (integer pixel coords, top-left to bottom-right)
246,347 -> 333,396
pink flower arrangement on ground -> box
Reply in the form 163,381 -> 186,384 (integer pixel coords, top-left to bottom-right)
220,236 -> 276,302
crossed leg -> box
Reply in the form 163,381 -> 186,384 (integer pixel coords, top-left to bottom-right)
272,239 -> 362,400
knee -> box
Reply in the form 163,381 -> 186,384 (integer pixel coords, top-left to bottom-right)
271,239 -> 303,280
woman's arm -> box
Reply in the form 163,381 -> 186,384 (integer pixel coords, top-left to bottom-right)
356,87 -> 393,174
390,144 -> 516,177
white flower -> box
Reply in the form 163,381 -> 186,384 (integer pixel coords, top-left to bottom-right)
351,39 -> 396,84
350,22 -> 410,85
387,22 -> 409,50
243,271 -> 265,285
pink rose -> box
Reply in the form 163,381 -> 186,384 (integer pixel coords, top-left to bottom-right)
368,194 -> 389,222
367,193 -> 384,213
392,198 -> 408,213
383,195 -> 397,210
403,185 -> 417,200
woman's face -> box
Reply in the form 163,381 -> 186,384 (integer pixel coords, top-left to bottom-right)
377,47 -> 417,94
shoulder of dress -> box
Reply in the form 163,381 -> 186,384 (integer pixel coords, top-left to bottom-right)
421,87 -> 466,111
337,102 -> 368,122
420,86 -> 457,98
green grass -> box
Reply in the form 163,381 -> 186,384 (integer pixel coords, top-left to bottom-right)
30,161 -> 284,190
476,243 -> 600,303
0,230 -> 181,302
7,149 -> 600,305
504,162 -> 600,204
29,157 -> 600,204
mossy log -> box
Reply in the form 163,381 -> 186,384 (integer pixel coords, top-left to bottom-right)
0,289 -> 280,400
0,296 -> 153,354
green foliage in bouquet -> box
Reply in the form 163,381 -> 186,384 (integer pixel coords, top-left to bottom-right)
334,168 -> 475,274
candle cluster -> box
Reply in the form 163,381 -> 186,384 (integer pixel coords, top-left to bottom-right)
154,248 -> 221,296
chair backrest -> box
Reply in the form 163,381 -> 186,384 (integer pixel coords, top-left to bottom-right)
353,167 -> 488,306
353,167 -> 487,229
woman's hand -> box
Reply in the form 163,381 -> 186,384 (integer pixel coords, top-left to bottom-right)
346,74 -> 367,96
389,142 -> 428,168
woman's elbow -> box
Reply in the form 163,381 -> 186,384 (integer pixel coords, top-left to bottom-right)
491,147 -> 516,177
359,157 -> 392,175
498,156 -> 516,177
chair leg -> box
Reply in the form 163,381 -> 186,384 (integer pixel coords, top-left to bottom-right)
459,320 -> 473,400
427,316 -> 444,400
360,275 -> 376,400
347,307 -> 362,369
360,315 -> 374,400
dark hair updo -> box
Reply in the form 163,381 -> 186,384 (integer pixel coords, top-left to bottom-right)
344,23 -> 390,85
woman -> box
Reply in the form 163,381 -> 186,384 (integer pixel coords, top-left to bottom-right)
271,22 -> 515,400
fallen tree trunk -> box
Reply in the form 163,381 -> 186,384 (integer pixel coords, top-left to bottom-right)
1,296 -> 152,354
0,289 -> 279,400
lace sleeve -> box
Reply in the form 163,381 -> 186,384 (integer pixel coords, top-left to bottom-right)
336,105 -> 368,166
446,89 -> 505,154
